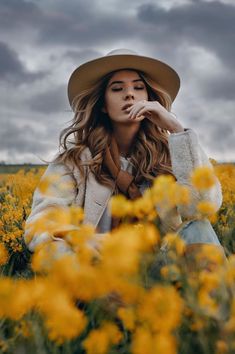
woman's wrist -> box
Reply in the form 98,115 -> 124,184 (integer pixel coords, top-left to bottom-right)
167,113 -> 184,133
169,124 -> 185,133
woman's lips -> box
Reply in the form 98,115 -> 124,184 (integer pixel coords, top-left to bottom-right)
122,103 -> 133,111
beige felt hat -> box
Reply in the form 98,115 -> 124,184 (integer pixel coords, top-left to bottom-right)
67,48 -> 180,108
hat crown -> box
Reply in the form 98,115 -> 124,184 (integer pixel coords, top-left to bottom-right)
106,48 -> 138,56
68,48 -> 180,108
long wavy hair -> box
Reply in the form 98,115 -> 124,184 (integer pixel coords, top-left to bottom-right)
51,68 -> 176,191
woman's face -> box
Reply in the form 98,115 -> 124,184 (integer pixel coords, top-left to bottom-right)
102,69 -> 148,124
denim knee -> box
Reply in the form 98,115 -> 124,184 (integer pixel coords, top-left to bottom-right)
177,219 -> 221,245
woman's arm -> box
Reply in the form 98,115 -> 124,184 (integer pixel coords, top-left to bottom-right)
168,128 -> 223,218
24,162 -> 80,254
126,100 -> 222,217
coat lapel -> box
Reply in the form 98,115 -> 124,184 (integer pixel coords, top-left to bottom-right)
83,171 -> 115,228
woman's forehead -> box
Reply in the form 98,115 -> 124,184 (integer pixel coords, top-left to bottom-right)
108,69 -> 142,82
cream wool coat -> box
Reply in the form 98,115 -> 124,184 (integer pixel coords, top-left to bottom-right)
24,128 -> 223,253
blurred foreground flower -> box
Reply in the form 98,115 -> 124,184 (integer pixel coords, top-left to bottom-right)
191,166 -> 217,190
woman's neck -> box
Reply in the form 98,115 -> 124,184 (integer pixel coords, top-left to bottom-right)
112,122 -> 140,157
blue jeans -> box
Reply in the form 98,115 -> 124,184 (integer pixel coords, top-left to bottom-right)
148,219 -> 224,278
177,219 -> 221,245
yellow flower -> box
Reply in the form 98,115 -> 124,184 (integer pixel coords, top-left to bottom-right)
216,340 -> 228,354
132,196 -> 155,219
113,281 -> 145,305
152,175 -> 190,209
133,223 -> 160,251
153,332 -> 177,354
160,265 -> 169,278
151,175 -> 176,208
162,233 -> 186,256
33,279 -> 87,343
197,201 -> 217,217
82,322 -> 122,354
100,225 -> 142,275
0,278 -> 35,320
198,287 -> 219,317
196,199 -> 219,223
131,327 -> 155,354
132,326 -> 178,354
137,285 -> 184,333
110,195 -> 133,217
49,255 -> 101,300
68,205 -> 84,225
224,254 -> 235,286
196,244 -> 226,267
117,307 -> 136,331
191,166 -> 217,190
38,174 -> 75,197
31,242 -> 58,272
45,299 -> 87,343
199,270 -> 220,289
176,185 -> 191,205
26,205 -> 84,241
65,224 -> 96,250
197,270 -> 223,318
0,243 -> 9,266
160,264 -> 181,281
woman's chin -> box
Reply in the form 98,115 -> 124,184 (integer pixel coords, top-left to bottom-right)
109,115 -> 142,126
116,119 -> 140,126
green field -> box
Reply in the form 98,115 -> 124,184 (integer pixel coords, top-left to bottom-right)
0,162 -> 234,175
0,164 -> 46,174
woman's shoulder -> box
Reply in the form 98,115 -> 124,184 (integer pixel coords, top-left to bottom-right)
49,145 -> 92,166
48,146 -> 92,174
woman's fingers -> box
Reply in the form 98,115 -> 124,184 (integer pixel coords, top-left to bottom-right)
126,101 -> 144,118
135,107 -> 152,119
134,117 -> 144,122
126,100 -> 181,130
129,114 -> 145,121
127,101 -> 152,120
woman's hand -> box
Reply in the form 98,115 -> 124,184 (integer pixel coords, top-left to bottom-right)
126,100 -> 184,133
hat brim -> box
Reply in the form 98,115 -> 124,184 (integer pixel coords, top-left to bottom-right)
67,53 -> 180,108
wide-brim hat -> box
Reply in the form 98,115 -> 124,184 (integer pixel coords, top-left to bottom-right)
67,48 -> 180,109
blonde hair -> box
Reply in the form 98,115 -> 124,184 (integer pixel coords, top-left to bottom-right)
51,69 -> 175,190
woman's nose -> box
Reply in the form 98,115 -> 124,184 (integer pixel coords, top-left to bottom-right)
123,87 -> 135,99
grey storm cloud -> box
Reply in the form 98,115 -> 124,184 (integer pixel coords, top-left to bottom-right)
205,122 -> 235,154
137,1 -> 235,69
0,0 -> 44,32
202,74 -> 235,100
63,49 -> 102,65
37,16 -> 137,47
0,0 -> 136,47
28,85 -> 69,114
0,41 -> 47,85
0,120 -> 54,156
0,0 -> 234,163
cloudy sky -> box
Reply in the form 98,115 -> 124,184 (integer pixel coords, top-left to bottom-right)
1,0 -> 234,164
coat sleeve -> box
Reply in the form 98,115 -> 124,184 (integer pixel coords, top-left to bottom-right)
168,128 -> 223,218
23,162 -> 80,253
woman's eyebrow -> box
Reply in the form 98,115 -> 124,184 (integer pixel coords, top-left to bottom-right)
108,79 -> 144,87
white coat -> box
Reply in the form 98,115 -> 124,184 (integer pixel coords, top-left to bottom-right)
24,129 -> 223,253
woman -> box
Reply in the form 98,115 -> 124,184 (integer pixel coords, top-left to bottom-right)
24,48 -> 226,266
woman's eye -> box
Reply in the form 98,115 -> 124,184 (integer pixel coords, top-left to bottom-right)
111,86 -> 145,92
